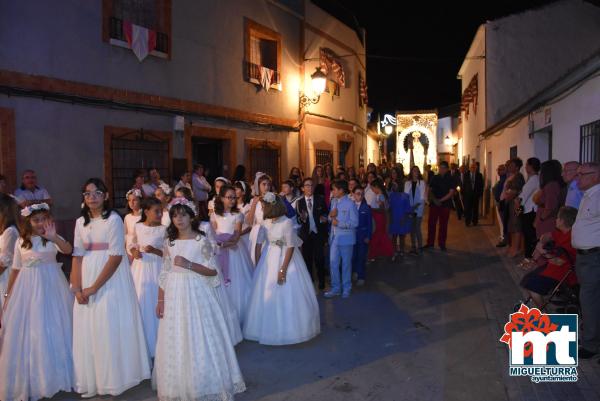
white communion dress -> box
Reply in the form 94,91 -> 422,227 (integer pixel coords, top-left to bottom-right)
0,236 -> 75,401
238,203 -> 252,255
72,212 -> 151,397
211,212 -> 253,326
130,222 -> 167,358
0,225 -> 19,311
153,234 -> 246,401
124,212 -> 142,255
243,217 -> 320,345
200,221 -> 243,345
248,201 -> 268,265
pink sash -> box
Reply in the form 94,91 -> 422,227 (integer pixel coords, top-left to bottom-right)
83,242 -> 109,251
215,233 -> 235,286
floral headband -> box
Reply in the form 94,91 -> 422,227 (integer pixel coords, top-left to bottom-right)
21,202 -> 50,217
159,182 -> 172,195
262,192 -> 277,205
126,188 -> 143,198
168,197 -> 197,215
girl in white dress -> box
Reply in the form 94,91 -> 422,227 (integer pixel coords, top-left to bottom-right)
211,185 -> 253,326
208,177 -> 229,216
244,193 -> 320,346
0,204 -> 74,401
71,178 -> 150,397
129,197 -> 166,358
154,198 -> 245,400
0,194 -> 19,312
155,182 -> 173,227
124,188 -> 143,263
246,174 -> 272,265
199,215 -> 243,346
234,181 -> 252,254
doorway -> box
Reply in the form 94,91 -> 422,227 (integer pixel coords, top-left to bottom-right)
534,128 -> 552,161
192,137 -> 223,184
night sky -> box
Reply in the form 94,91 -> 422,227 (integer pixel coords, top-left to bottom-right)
313,0 -> 579,114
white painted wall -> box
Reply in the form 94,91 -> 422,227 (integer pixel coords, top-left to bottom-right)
485,0 -> 600,127
481,69 -> 600,182
458,25 -> 486,163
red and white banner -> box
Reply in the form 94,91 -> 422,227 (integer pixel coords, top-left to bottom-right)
123,21 -> 157,62
461,74 -> 478,120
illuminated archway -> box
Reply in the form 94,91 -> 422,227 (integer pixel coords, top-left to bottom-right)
395,112 -> 438,174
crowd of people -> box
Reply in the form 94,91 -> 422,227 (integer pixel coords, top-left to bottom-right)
0,156 -> 599,400
489,157 -> 600,363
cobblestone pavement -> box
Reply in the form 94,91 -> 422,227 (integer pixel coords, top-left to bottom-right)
53,213 -> 600,401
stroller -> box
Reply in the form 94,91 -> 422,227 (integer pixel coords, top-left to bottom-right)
514,240 -> 580,315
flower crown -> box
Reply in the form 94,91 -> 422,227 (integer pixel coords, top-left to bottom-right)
159,182 -> 172,195
126,188 -> 143,198
168,197 -> 197,215
21,202 -> 50,217
262,192 -> 277,205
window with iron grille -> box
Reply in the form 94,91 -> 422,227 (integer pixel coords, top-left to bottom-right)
245,18 -> 281,90
580,119 -> 600,164
104,0 -> 171,55
110,130 -> 170,209
316,149 -> 333,167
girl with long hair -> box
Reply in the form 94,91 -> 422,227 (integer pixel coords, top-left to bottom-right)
0,194 -> 19,311
124,188 -> 143,262
0,204 -> 74,401
129,197 -> 166,359
211,184 -> 253,325
535,160 -> 566,239
404,166 -> 427,254
311,165 -> 326,199
154,199 -> 245,400
246,174 -> 272,265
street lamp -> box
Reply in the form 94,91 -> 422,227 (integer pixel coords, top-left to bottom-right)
300,68 -> 327,109
444,134 -> 452,146
384,124 -> 393,135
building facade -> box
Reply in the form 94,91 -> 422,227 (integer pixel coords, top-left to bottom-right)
0,0 -> 369,222
457,0 -> 600,179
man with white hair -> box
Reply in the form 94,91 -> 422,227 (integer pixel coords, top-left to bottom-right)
562,161 -> 583,209
571,162 -> 600,359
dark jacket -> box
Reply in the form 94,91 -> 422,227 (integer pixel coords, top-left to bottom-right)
463,171 -> 484,198
296,195 -> 328,240
355,200 -> 373,243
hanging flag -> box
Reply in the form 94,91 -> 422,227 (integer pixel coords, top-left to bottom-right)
320,48 -> 346,87
461,74 -> 478,120
123,20 -> 157,62
259,66 -> 274,91
359,73 -> 368,107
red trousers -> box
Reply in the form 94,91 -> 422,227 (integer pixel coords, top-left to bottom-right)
427,205 -> 450,247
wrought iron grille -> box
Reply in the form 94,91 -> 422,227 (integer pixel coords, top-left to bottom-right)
249,146 -> 280,188
315,149 -> 333,167
580,119 -> 600,163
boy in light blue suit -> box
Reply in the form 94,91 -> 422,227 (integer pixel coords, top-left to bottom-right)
325,180 -> 359,299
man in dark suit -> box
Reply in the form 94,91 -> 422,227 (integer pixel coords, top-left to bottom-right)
296,177 -> 329,289
462,161 -> 484,226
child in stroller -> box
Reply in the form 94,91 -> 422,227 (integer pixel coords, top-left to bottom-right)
518,206 -> 579,311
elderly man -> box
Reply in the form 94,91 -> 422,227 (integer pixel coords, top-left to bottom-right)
571,162 -> 600,359
563,161 -> 584,209
13,169 -> 52,208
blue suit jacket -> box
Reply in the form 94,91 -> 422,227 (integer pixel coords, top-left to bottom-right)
356,200 -> 372,243
330,196 -> 358,246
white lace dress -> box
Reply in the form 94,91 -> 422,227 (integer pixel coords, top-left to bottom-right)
72,212 -> 151,397
130,223 -> 167,358
243,217 -> 320,345
248,202 -> 268,265
211,212 -> 253,326
0,225 -> 18,311
200,222 -> 243,346
153,235 -> 246,401
0,236 -> 74,401
124,213 -> 142,255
